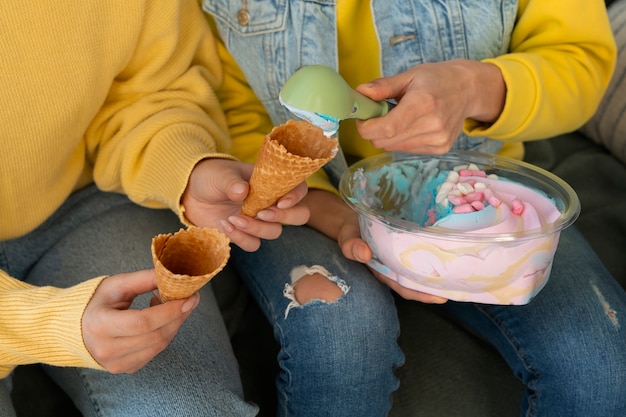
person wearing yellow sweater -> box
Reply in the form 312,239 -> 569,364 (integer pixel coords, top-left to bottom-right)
0,1 -> 308,416
203,0 -> 626,416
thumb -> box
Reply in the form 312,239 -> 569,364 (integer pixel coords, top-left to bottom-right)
221,164 -> 253,203
224,178 -> 249,203
90,269 -> 158,308
109,269 -> 158,300
356,73 -> 407,102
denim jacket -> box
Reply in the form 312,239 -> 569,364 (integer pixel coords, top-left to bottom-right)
204,0 -> 518,181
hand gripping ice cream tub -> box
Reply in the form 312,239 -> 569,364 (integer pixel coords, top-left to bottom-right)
339,151 -> 580,305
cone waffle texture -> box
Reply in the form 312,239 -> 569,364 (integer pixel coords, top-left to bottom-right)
242,119 -> 338,217
151,226 -> 230,303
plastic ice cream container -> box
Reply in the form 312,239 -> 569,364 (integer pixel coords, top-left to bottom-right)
339,151 -> 580,305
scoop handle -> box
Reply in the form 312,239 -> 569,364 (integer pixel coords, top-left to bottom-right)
351,91 -> 395,119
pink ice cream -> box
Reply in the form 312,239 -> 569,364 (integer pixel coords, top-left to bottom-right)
341,153 -> 579,305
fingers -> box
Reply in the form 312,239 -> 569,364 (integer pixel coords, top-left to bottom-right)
103,293 -> 199,338
340,237 -> 372,264
83,272 -> 201,374
334,220 -> 447,304
354,64 -> 471,155
101,297 -> 197,374
275,182 -> 308,210
371,269 -> 448,304
89,317 -> 184,374
218,182 -> 311,252
356,95 -> 458,153
95,269 -> 158,306
223,164 -> 253,202
337,220 -> 372,263
225,215 -> 282,240
183,159 -> 310,240
356,74 -> 407,102
219,219 -> 263,252
256,204 -> 310,226
220,203 -> 309,252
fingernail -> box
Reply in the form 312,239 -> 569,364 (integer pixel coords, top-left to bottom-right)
228,215 -> 248,228
182,293 -> 198,313
353,248 -> 364,263
256,210 -> 275,221
232,182 -> 246,195
276,198 -> 292,209
220,219 -> 235,233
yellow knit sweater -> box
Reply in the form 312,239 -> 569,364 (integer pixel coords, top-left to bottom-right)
1,0 -> 229,377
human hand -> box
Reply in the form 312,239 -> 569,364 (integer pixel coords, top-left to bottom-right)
182,158 -> 310,251
306,190 -> 448,304
82,270 -> 199,374
339,221 -> 448,304
369,269 -> 448,304
355,59 -> 506,154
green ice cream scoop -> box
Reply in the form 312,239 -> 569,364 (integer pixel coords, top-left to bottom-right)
279,65 -> 394,136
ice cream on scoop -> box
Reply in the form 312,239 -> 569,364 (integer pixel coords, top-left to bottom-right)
278,65 -> 393,136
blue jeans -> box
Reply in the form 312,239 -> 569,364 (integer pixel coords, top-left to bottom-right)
439,226 -> 626,416
232,225 -> 626,417
231,226 -> 404,417
0,185 -> 258,417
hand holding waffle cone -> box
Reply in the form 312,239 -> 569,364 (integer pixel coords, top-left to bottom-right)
151,226 -> 230,303
242,120 -> 338,217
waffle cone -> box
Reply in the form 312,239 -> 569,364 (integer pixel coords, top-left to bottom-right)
242,120 -> 338,217
151,226 -> 230,303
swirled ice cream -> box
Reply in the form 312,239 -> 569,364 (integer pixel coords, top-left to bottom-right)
341,153 -> 579,305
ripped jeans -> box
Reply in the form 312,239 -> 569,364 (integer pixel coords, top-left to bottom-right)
231,226 -> 404,417
231,225 -> 626,417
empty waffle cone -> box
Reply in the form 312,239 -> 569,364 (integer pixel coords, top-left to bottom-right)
242,119 -> 338,217
151,226 -> 230,303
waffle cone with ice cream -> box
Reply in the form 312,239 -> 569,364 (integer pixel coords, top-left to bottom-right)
242,119 -> 338,217
151,226 -> 230,303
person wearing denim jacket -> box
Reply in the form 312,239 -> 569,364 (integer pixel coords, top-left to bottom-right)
202,0 -> 626,416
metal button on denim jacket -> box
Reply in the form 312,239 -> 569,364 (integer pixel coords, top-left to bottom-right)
204,0 -> 518,157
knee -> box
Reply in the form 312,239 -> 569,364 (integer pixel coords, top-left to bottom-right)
280,265 -> 403,371
284,265 -> 349,313
292,272 -> 344,304
533,348 -> 626,415
282,265 -> 399,337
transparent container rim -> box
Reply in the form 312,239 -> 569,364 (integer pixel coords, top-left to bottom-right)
339,150 -> 581,242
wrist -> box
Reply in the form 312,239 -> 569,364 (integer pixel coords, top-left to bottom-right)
304,189 -> 354,240
461,60 -> 507,123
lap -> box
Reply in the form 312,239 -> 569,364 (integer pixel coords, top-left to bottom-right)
230,224 -> 399,330
5,186 -> 258,417
230,225 -> 403,417
439,226 -> 626,415
43,271 -> 256,417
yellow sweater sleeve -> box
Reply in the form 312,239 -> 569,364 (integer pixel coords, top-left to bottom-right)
466,0 -> 617,141
0,272 -> 105,378
1,0 -> 233,239
87,0 -> 235,222
211,32 -> 273,166
1,0 -> 231,376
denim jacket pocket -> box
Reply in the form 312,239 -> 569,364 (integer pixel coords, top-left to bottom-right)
203,0 -> 288,35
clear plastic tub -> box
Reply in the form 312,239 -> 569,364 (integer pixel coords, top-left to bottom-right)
340,151 -> 580,305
